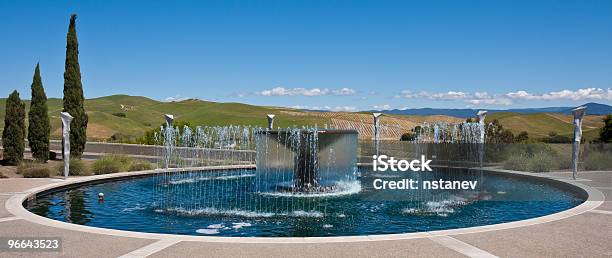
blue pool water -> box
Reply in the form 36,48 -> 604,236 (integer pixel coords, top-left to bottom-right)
27,168 -> 584,237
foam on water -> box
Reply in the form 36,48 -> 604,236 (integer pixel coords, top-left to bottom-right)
168,174 -> 255,185
161,207 -> 276,218
402,196 -> 471,217
196,228 -> 220,235
232,222 -> 252,229
207,223 -> 225,229
259,180 -> 361,198
368,173 -> 401,178
158,207 -> 325,218
121,204 -> 147,213
289,210 -> 324,218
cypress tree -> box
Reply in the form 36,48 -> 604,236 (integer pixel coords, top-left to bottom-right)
600,115 -> 612,143
63,14 -> 88,158
2,90 -> 26,165
28,63 -> 51,162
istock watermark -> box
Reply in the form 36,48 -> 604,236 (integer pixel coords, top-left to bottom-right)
370,155 -> 479,191
372,155 -> 432,172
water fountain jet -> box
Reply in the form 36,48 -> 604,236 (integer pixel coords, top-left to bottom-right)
255,128 -> 358,193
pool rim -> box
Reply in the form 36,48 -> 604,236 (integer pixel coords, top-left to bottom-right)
6,165 -> 604,243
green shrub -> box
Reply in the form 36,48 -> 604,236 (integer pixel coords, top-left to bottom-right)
68,159 -> 88,175
582,151 -> 612,171
17,162 -> 38,174
503,153 -> 529,171
111,155 -> 134,167
526,151 -> 554,172
128,161 -> 153,171
21,165 -> 50,178
554,154 -> 572,170
55,159 -> 89,176
500,143 -> 555,161
91,157 -> 123,174
92,155 -> 154,174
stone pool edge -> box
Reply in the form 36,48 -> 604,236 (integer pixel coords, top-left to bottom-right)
5,165 -> 604,244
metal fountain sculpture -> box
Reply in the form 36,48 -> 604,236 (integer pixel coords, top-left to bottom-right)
477,110 -> 487,167
60,112 -> 73,179
256,115 -> 358,192
266,114 -> 275,130
373,113 -> 383,156
571,106 -> 586,180
477,110 -> 487,143
163,114 -> 174,169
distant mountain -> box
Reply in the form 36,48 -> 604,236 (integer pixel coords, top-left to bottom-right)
370,102 -> 612,118
559,102 -> 612,115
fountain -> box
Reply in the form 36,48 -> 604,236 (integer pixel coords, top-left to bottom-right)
27,113 -> 587,237
254,128 -> 358,192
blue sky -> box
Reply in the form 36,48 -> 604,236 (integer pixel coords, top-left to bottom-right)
1,0 -> 611,111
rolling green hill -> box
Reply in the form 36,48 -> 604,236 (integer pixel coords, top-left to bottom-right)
486,112 -> 605,140
0,95 -> 331,140
0,95 -> 607,142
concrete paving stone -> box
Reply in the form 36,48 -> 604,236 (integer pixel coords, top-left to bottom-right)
0,167 -> 608,257
0,220 -> 155,258
595,201 -> 612,211
579,171 -> 612,177
150,238 -> 465,258
454,212 -> 612,258
0,179 -> 57,193
0,195 -> 12,218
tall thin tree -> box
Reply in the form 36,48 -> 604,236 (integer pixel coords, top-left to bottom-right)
2,90 -> 26,165
63,14 -> 88,158
28,63 -> 51,162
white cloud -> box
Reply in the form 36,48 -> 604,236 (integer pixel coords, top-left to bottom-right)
466,98 -> 512,106
290,105 -> 357,112
399,90 -> 468,100
257,87 -> 358,97
428,91 -> 468,100
466,91 -> 512,106
506,88 -> 612,101
505,90 -> 533,99
474,91 -> 490,99
258,87 -> 330,96
399,90 -> 418,98
329,106 -> 358,112
372,104 -> 391,110
397,87 -> 612,106
399,89 -> 513,106
332,87 -> 356,95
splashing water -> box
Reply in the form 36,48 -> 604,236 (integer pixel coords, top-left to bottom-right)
153,124 -> 360,221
